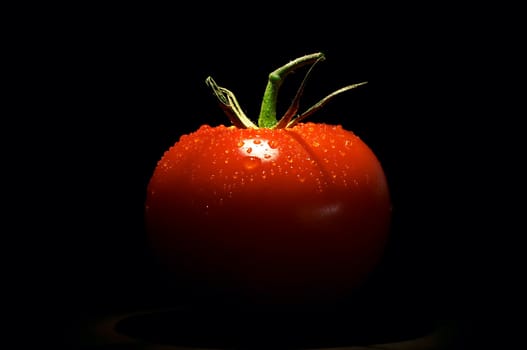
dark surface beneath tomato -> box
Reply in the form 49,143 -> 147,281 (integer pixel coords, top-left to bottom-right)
116,313 -> 423,348
61,305 -> 479,349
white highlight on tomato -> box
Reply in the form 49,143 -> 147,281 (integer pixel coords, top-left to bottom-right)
238,138 -> 279,162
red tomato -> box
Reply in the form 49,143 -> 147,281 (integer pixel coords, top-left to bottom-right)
145,53 -> 392,307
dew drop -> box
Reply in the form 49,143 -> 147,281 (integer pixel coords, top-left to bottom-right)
312,141 -> 320,147
246,147 -> 253,154
263,153 -> 272,159
243,156 -> 262,170
253,139 -> 261,145
237,140 -> 244,147
268,140 -> 278,149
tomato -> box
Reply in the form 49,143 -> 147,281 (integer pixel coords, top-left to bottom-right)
145,53 -> 391,307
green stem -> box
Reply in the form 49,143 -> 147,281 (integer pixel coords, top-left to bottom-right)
205,76 -> 257,129
287,81 -> 368,127
257,52 -> 325,128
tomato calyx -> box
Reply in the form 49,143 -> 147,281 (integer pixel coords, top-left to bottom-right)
206,52 -> 368,130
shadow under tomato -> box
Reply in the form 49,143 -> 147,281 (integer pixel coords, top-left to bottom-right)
113,307 -> 439,349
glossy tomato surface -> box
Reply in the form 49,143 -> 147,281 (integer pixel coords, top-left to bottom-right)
145,122 -> 391,306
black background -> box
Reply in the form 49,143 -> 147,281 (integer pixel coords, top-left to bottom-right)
12,5 -> 516,348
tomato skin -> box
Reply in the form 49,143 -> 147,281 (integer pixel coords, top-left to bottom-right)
145,122 -> 391,306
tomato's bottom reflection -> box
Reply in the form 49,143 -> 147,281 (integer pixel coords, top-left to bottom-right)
113,307 -> 438,348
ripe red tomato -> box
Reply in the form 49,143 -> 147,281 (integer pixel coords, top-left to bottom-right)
145,53 -> 391,307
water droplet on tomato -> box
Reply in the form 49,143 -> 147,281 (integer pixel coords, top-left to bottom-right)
243,157 -> 262,170
268,140 -> 278,149
238,138 -> 278,161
